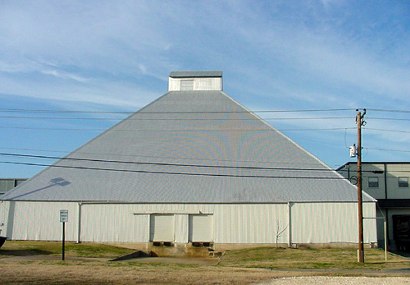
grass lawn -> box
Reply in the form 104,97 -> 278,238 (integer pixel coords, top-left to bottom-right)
1,241 -> 410,284
1,241 -> 409,271
218,246 -> 410,271
0,240 -> 135,258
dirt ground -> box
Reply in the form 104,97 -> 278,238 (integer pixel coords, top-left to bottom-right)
2,254 -> 410,285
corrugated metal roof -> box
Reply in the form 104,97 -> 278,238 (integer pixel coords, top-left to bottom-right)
169,71 -> 222,78
1,90 -> 374,203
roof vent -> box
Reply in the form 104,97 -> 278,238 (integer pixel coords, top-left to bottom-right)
168,71 -> 223,91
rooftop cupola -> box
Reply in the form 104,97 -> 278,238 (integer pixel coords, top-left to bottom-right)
168,71 -> 223,91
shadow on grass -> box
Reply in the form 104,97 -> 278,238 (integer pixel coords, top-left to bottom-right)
110,250 -> 154,261
393,250 -> 410,258
0,249 -> 53,256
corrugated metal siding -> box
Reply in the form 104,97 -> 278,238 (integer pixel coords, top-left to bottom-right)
0,201 -> 10,237
215,204 -> 289,243
150,214 -> 174,241
189,215 -> 213,242
3,202 -> 377,244
168,77 -> 222,91
175,214 -> 188,243
291,202 -> 377,243
80,204 -> 149,243
4,201 -> 78,241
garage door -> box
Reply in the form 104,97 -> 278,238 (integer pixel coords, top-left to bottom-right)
150,214 -> 174,242
189,214 -> 213,242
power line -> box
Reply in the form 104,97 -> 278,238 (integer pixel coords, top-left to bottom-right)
0,146 -> 342,168
367,108 -> 410,114
0,108 -> 356,114
0,126 -> 356,132
0,108 -> 131,114
368,117 -> 410,122
0,115 -> 353,121
3,114 -> 410,123
0,152 -> 338,172
364,147 -> 410,153
364,128 -> 410,134
0,151 -> 403,174
0,160 -> 349,180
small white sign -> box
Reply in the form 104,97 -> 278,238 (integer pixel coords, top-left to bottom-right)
60,210 -> 68,223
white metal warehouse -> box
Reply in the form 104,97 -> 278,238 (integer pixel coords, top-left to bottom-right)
0,71 -> 377,252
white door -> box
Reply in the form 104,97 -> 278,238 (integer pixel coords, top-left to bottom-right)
189,214 -> 213,242
150,214 -> 174,242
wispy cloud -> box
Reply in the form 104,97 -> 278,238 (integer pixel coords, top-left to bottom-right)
1,0 -> 410,175
40,69 -> 89,83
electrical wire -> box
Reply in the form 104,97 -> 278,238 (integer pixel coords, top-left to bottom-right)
0,107 -> 357,114
364,128 -> 410,134
8,108 -> 410,114
0,146 -> 344,168
1,152 -> 405,174
0,115 -> 353,121
0,152 -> 339,172
364,147 -> 410,153
2,106 -> 410,174
367,108 -> 410,114
0,126 -> 356,132
368,117 -> 410,122
0,160 -> 350,180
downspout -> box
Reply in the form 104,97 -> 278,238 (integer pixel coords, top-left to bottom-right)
288,202 -> 292,247
77,202 -> 82,243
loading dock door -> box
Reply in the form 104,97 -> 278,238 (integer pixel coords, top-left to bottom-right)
189,214 -> 213,242
150,214 -> 174,242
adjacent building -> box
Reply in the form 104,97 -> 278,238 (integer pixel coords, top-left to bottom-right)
338,162 -> 410,250
0,71 -> 377,254
0,179 -> 27,197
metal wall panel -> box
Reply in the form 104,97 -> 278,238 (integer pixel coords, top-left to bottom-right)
150,214 -> 174,241
4,201 -> 78,241
189,214 -> 213,242
0,201 -> 10,237
214,204 -> 289,243
168,78 -> 222,91
79,203 -> 288,244
385,164 -> 410,199
291,202 -> 377,244
175,214 -> 188,243
180,79 -> 194,90
80,204 -> 149,243
3,202 -> 377,245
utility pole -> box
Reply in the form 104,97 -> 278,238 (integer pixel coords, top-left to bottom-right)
356,108 -> 366,263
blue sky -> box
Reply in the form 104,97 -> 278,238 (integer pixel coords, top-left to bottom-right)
1,0 -> 410,178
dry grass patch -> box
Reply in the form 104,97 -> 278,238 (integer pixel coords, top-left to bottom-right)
0,240 -> 135,258
218,246 -> 410,270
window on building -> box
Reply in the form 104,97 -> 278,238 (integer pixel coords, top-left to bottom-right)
398,177 -> 409,188
368,177 -> 379,188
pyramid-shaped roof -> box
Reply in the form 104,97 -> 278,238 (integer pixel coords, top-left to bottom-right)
2,72 -> 373,203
